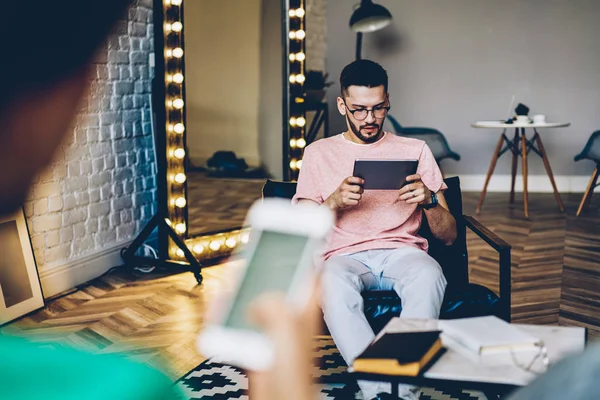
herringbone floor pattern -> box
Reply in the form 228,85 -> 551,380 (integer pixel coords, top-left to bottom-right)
2,192 -> 598,379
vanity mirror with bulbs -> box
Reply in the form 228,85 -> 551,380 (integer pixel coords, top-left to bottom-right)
153,0 -> 308,263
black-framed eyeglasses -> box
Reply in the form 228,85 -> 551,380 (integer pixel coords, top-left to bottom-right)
344,101 -> 390,121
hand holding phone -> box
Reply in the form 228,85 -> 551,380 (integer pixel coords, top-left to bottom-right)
197,198 -> 334,371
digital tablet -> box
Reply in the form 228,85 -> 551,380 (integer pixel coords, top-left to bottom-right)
353,159 -> 419,190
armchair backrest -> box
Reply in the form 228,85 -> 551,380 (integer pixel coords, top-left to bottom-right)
262,177 -> 469,286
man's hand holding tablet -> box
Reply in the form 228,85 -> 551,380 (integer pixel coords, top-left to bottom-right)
324,176 -> 365,211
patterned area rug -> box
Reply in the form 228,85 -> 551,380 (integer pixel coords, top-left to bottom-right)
177,337 -> 487,400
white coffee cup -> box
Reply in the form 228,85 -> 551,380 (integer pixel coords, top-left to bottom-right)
516,115 -> 529,123
533,114 -> 546,124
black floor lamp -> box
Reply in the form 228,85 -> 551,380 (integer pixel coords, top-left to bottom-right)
350,0 -> 392,60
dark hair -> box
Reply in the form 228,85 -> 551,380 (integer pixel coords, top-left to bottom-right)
0,1 -> 132,110
340,59 -> 388,97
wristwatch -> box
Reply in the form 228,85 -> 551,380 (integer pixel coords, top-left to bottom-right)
422,192 -> 438,210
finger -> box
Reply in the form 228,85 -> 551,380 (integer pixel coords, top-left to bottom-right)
406,195 -> 426,204
346,176 -> 365,185
344,193 -> 361,202
345,199 -> 359,206
406,174 -> 422,182
344,184 -> 362,194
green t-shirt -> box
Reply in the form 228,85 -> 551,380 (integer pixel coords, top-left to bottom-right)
0,335 -> 183,399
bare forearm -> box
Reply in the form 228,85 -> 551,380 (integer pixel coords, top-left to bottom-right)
424,206 -> 457,245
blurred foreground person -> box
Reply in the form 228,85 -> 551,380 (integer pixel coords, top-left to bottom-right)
0,1 -> 177,399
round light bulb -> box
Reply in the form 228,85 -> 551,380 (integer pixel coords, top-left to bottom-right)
192,244 -> 204,254
296,117 -> 306,127
164,23 -> 172,32
172,47 -> 184,58
164,0 -> 172,5
225,238 -> 237,248
175,223 -> 186,234
296,74 -> 306,84
172,98 -> 184,109
289,138 -> 297,148
296,52 -> 306,61
289,53 -> 296,62
173,123 -> 185,134
174,173 -> 187,183
289,117 -> 297,126
288,9 -> 296,17
297,160 -> 303,169
176,249 -> 185,257
171,0 -> 182,5
290,159 -> 297,170
289,75 -> 296,84
175,197 -> 186,208
295,8 -> 305,18
296,30 -> 306,40
241,233 -> 250,244
288,31 -> 296,40
171,22 -> 183,32
296,138 -> 306,148
173,148 -> 185,159
172,73 -> 184,83
209,241 -> 221,251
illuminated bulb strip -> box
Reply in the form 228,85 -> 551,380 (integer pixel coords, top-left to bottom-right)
175,223 -> 186,234
173,148 -> 185,159
174,173 -> 186,183
173,123 -> 185,134
175,197 -> 187,208
166,48 -> 184,58
289,8 -> 305,18
289,30 -> 306,40
172,98 -> 184,109
171,22 -> 183,32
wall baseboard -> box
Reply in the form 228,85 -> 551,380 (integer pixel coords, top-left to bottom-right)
39,240 -> 132,299
456,174 -> 598,193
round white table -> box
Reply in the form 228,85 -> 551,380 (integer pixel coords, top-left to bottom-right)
471,121 -> 570,218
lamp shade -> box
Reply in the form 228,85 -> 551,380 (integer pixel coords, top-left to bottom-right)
349,0 -> 392,33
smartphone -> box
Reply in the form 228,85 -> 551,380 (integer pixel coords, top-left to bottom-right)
197,198 -> 334,371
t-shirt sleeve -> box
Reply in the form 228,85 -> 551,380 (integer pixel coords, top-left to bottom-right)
417,142 -> 447,193
292,145 -> 323,204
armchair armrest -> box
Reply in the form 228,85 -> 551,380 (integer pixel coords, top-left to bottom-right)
463,215 -> 512,322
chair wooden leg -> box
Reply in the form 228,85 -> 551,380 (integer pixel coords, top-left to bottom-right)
477,134 -> 505,215
577,167 -> 600,216
534,133 -> 565,212
510,130 -> 519,204
521,130 -> 529,218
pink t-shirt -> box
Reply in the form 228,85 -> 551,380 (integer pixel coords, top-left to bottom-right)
292,132 -> 447,259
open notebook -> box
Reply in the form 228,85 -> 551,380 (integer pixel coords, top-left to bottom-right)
438,316 -> 540,356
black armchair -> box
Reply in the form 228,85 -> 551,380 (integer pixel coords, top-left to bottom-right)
574,130 -> 600,216
262,177 -> 511,334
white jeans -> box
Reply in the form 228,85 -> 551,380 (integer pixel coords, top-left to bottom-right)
320,246 -> 447,400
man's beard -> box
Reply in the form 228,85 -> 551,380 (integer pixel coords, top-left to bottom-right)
346,114 -> 385,144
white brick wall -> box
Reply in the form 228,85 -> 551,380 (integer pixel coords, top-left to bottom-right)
25,0 -> 156,271
306,0 -> 327,72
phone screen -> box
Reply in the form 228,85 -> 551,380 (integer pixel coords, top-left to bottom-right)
224,230 -> 310,331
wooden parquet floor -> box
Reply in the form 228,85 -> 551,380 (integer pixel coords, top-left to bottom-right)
2,191 -> 599,380
187,171 -> 264,236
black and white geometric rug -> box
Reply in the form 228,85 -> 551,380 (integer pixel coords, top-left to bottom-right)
177,336 -> 487,400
